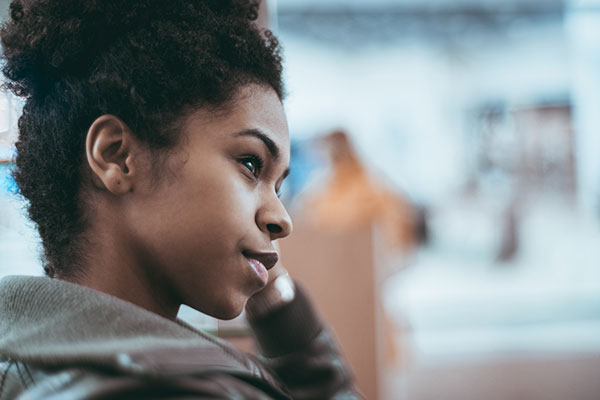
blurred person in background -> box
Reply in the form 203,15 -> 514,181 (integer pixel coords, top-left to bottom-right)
0,0 -> 362,398
303,129 -> 421,256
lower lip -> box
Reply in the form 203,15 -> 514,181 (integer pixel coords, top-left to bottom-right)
247,258 -> 268,285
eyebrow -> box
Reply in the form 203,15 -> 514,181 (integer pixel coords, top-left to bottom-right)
234,128 -> 290,180
234,129 -> 280,160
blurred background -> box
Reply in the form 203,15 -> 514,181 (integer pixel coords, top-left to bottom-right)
1,0 -> 600,399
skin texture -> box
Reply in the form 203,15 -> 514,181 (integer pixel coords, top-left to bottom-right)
72,84 -> 292,320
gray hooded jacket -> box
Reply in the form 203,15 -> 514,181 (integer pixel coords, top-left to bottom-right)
0,276 -> 361,399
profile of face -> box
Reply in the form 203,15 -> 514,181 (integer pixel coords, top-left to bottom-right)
85,84 -> 292,320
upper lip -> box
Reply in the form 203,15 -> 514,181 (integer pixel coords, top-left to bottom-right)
243,250 -> 279,270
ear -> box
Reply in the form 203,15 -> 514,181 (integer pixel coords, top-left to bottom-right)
85,115 -> 137,195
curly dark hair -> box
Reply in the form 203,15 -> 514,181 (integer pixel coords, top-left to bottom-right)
1,0 -> 284,278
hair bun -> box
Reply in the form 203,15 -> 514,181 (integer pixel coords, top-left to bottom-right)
1,0 -> 258,97
2,0 -> 124,96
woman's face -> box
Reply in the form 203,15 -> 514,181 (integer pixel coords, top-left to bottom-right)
127,84 -> 292,319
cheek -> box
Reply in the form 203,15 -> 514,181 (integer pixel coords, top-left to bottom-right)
128,161 -> 260,266
205,195 -> 256,248
172,172 -> 257,246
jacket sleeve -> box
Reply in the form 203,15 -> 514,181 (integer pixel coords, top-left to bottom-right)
247,284 -> 364,400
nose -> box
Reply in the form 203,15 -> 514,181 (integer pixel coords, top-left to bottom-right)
256,194 -> 293,241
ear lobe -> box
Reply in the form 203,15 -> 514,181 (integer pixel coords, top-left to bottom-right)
103,164 -> 132,194
85,115 -> 136,195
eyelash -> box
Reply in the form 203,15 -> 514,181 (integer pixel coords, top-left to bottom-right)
239,154 -> 264,178
239,154 -> 283,198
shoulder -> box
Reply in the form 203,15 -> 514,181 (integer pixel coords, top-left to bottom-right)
1,359 -> 24,400
1,356 -> 291,400
1,359 -> 95,400
19,370 -> 288,400
1,359 -> 64,400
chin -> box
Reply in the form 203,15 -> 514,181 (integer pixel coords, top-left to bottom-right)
201,299 -> 246,321
217,309 -> 244,320
212,305 -> 245,320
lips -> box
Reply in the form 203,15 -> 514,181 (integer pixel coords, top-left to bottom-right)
242,251 -> 279,270
243,251 -> 279,286
246,258 -> 268,285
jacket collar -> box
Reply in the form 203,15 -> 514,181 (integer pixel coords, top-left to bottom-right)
0,275 -> 255,375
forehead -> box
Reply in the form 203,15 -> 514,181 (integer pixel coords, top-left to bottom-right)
181,84 -> 290,159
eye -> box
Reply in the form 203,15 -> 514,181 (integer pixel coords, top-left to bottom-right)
240,155 -> 264,178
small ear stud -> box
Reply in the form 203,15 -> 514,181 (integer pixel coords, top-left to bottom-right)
117,180 -> 121,185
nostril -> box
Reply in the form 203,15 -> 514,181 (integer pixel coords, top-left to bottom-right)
267,224 -> 282,234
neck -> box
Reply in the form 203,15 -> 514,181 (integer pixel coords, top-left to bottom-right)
64,220 -> 180,320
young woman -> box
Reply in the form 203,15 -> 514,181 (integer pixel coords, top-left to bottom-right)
0,1 -> 361,398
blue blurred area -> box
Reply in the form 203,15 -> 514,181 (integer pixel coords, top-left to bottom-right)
0,163 -> 17,194
280,138 -> 326,205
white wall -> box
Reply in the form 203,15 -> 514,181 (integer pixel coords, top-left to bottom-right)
566,1 -> 600,214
